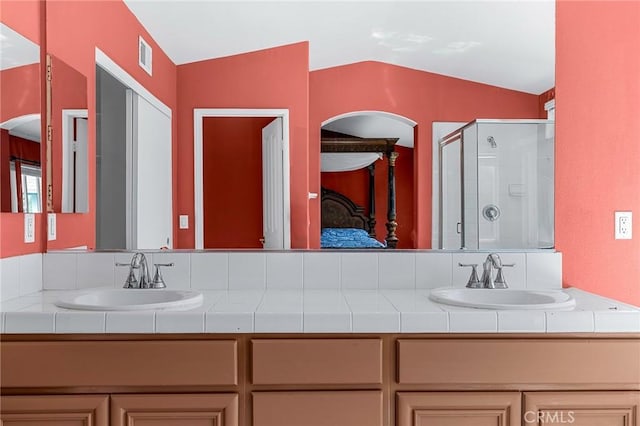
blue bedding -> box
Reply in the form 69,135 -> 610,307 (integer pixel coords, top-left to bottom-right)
321,228 -> 386,248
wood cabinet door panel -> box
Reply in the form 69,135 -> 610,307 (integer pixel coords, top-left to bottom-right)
110,394 -> 238,426
524,391 -> 640,425
397,392 -> 521,426
0,395 -> 108,426
253,391 -> 383,426
252,338 -> 383,385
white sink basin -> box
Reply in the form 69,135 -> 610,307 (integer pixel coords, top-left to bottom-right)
429,287 -> 576,310
55,289 -> 203,311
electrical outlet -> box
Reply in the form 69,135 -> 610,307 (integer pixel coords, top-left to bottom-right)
48,213 -> 57,241
24,213 -> 35,243
615,211 -> 632,239
179,215 -> 189,229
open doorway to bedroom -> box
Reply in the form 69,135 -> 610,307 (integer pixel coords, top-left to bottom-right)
320,111 -> 416,249
194,109 -> 291,250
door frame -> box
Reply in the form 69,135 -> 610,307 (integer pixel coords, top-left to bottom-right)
193,109 -> 291,250
61,109 -> 88,213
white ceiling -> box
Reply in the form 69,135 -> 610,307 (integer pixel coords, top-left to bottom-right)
123,0 -> 555,94
0,23 -> 39,71
325,114 -> 415,147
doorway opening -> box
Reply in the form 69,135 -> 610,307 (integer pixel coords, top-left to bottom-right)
194,109 -> 291,250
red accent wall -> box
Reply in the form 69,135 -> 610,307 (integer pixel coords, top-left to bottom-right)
203,117 -> 273,248
176,42 -> 310,249
556,0 -> 640,305
1,0 -> 40,44
321,146 -> 414,248
0,63 -> 40,124
309,61 -> 541,248
44,0 -> 177,251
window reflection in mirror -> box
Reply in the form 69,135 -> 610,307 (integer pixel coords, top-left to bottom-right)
0,23 -> 41,213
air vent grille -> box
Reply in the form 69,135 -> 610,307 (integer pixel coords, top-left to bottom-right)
138,36 -> 152,76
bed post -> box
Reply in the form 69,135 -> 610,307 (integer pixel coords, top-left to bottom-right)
367,163 -> 376,237
385,151 -> 399,248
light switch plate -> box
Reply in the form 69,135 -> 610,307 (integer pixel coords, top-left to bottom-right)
48,213 -> 57,241
615,211 -> 632,239
179,215 -> 189,229
24,213 -> 35,243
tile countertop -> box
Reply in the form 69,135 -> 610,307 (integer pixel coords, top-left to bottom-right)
0,288 -> 638,334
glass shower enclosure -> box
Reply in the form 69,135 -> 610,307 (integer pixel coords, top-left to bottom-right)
438,119 -> 554,250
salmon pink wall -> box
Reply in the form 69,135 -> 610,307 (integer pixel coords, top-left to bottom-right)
203,117 -> 273,248
0,64 -> 40,124
176,42 -> 309,249
556,0 -> 640,306
45,0 -> 177,251
309,61 -> 541,248
321,146 -> 414,248
0,0 -> 43,258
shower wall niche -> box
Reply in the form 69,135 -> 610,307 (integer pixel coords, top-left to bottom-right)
438,119 -> 554,250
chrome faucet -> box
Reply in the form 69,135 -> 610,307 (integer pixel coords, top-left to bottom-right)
116,253 -> 173,289
459,253 -> 515,289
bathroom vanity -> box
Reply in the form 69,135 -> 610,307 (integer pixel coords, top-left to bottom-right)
1,287 -> 639,426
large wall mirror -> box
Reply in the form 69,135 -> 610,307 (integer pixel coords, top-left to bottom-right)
0,22 -> 41,214
43,1 -> 555,252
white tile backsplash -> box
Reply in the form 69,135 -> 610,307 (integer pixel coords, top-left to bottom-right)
415,253 -> 452,288
341,252 -> 378,289
76,253 -> 114,289
35,250 -> 563,294
527,252 -> 562,289
5,312 -> 55,333
156,312 -> 205,333
303,252 -> 340,289
1,256 -> 20,301
190,253 -> 228,289
228,253 -> 265,289
19,253 -> 42,295
44,253 -> 77,289
266,252 -> 303,289
378,252 -> 415,289
56,312 -> 106,333
106,312 -> 155,333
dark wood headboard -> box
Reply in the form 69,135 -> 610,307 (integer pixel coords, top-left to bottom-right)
321,187 -> 370,233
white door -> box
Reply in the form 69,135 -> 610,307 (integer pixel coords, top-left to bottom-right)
74,118 -> 89,213
262,117 -> 284,249
132,93 -> 173,249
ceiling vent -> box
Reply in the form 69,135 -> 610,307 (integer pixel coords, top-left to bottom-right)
138,36 -> 152,76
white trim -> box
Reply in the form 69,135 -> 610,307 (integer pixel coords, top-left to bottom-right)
544,99 -> 555,111
193,108 -> 291,250
61,109 -> 88,212
95,47 -> 170,118
321,110 -> 417,127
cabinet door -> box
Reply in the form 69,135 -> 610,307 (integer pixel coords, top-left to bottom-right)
0,395 -> 108,426
397,392 -> 521,426
253,391 -> 383,426
524,391 -> 640,425
111,394 -> 238,426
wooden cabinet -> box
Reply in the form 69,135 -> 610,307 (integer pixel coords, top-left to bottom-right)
0,395 -> 109,426
253,391 -> 383,426
523,391 -> 640,425
111,394 -> 238,426
397,392 -> 521,426
1,394 -> 238,426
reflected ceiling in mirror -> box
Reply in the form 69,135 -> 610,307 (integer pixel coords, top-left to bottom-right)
0,22 -> 41,213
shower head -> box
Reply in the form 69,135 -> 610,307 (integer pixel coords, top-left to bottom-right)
487,136 -> 497,148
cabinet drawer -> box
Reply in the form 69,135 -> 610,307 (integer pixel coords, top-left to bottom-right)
1,340 -> 238,388
397,338 -> 640,386
252,338 -> 382,385
253,391 -> 383,426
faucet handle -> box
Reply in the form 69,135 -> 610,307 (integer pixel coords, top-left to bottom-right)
458,263 -> 482,288
150,263 -> 174,289
493,263 -> 515,289
115,262 -> 139,288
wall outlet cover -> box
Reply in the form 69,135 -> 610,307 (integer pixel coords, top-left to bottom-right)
48,213 -> 57,241
24,213 -> 35,243
614,211 -> 632,240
